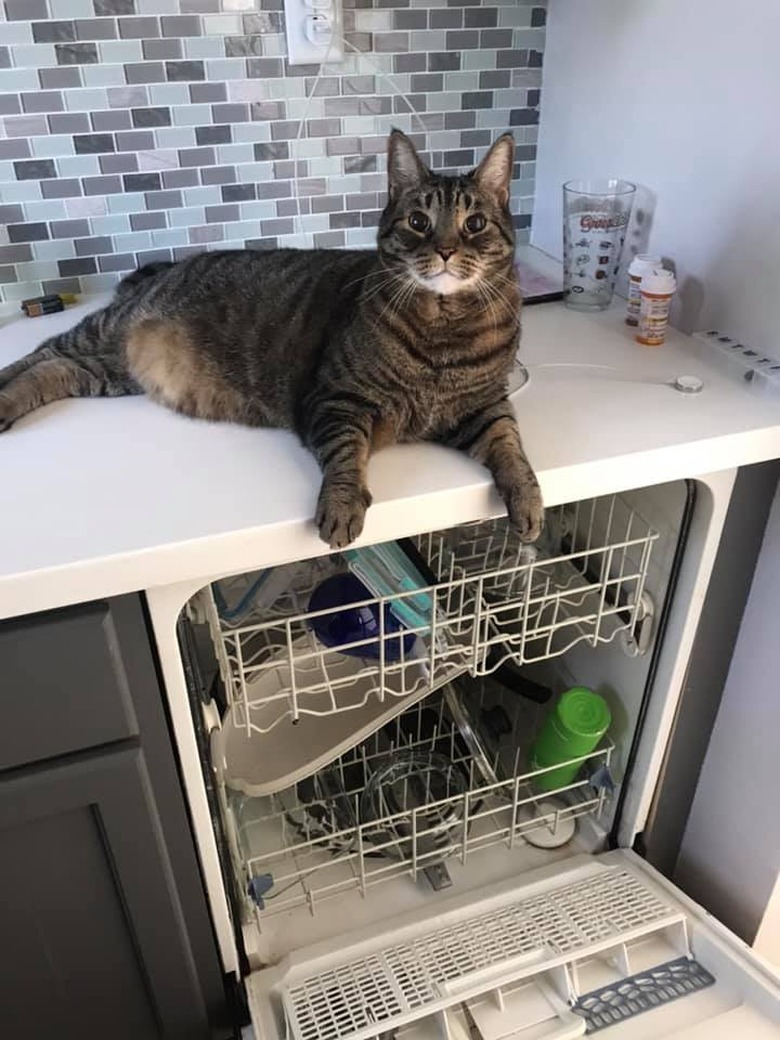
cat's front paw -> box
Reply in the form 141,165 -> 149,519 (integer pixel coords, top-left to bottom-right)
504,481 -> 544,543
315,482 -> 372,549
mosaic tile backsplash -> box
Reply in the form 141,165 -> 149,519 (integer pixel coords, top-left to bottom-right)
0,0 -> 545,309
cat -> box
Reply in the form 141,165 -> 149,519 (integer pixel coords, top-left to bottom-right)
0,130 -> 543,549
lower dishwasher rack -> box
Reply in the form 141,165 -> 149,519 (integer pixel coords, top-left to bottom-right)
200,493 -> 659,737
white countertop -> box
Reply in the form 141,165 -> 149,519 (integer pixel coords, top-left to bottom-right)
0,296 -> 778,620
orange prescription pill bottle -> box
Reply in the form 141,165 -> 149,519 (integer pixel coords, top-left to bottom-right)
636,268 -> 676,346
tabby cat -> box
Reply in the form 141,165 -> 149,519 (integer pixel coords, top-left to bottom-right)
0,130 -> 542,548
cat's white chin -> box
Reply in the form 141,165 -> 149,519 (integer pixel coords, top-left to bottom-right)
415,271 -> 474,296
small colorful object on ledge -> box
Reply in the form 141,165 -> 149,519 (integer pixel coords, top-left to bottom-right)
20,293 -> 78,318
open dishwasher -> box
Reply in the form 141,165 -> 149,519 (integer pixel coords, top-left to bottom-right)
171,477 -> 780,1039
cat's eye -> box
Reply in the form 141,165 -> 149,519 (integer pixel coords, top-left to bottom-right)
408,211 -> 430,233
464,214 -> 487,233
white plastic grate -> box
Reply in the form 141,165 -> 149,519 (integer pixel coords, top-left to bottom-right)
282,869 -> 680,1040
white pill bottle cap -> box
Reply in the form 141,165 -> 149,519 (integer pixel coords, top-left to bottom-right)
641,268 -> 676,295
628,254 -> 662,277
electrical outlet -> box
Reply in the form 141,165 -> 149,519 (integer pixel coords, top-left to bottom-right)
284,0 -> 343,66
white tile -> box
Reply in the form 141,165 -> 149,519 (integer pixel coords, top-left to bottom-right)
149,83 -> 191,106
22,199 -> 67,221
0,67 -> 41,91
236,202 -> 275,220
152,228 -> 189,247
463,51 -> 498,71
80,272 -> 121,293
353,11 -> 394,32
185,37 -> 225,60
0,181 -> 41,203
184,186 -> 222,205
223,218 -> 262,238
223,0 -> 256,10
294,138 -> 326,159
3,282 -> 42,303
169,206 -> 205,228
11,44 -> 56,68
499,7 -> 533,27
65,88 -> 109,112
267,79 -> 305,100
113,231 -> 152,251
156,127 -> 197,148
202,15 -> 242,36
206,58 -> 247,82
344,227 -> 376,247
91,215 -> 131,235
99,40 -> 144,64
217,141 -> 257,161
28,240 -> 74,261
31,136 -> 76,158
15,260 -> 61,281
230,124 -> 271,145
138,0 -> 178,10
136,149 -> 180,171
260,35 -> 286,58
476,109 -> 514,129
66,195 -> 108,218
237,162 -> 265,182
0,22 -> 33,45
341,115 -> 377,135
82,64 -> 128,87
109,196 -> 147,216
50,0 -> 94,16
57,155 -> 100,177
228,80 -> 270,102
172,103 -> 212,125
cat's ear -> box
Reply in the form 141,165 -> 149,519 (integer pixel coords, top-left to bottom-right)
387,129 -> 428,199
472,133 -> 515,207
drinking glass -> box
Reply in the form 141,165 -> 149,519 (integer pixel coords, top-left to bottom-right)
562,179 -> 635,310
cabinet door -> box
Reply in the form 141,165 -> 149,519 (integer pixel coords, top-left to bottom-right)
0,745 -> 211,1040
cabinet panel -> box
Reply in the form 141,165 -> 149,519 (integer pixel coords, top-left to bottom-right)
0,602 -> 138,770
0,745 -> 210,1039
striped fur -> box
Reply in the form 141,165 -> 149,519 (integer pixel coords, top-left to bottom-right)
0,131 -> 542,548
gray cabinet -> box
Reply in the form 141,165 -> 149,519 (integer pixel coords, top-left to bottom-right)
0,597 -> 231,1039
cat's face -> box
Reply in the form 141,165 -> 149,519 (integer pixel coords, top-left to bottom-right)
377,130 -> 516,296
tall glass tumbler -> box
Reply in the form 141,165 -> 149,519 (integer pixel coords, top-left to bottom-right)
562,179 -> 635,310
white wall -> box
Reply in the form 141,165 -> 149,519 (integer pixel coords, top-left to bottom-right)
532,0 -> 780,351
674,480 -> 780,944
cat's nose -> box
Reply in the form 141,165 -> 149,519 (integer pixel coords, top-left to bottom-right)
437,247 -> 456,261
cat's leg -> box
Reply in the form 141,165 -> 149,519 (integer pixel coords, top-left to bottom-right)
306,409 -> 375,548
441,399 -> 544,542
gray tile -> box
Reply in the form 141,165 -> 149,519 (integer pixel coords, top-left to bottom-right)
0,266 -> 18,284
515,144 -> 536,161
125,62 -> 165,83
259,218 -> 293,236
309,194 -> 341,213
0,139 -> 31,159
212,103 -> 248,122
145,189 -> 183,209
346,191 -> 377,210
5,115 -> 49,138
254,141 -> 288,160
83,174 -> 123,194
162,167 -> 198,188
411,73 -> 443,92
446,30 -> 479,49
481,29 -> 513,48
41,178 -> 83,198
165,60 -> 205,81
429,52 -> 460,72
374,32 -> 408,53
131,106 -> 171,127
256,179 -> 291,199
225,36 -> 265,57
119,17 -> 160,39
135,247 -> 172,265
531,7 -> 546,28
330,211 -> 360,229
461,129 -> 491,147
250,100 -> 284,121
344,154 -> 376,174
464,8 -> 497,27
205,204 -> 238,223
75,19 -> 118,40
94,0 -> 136,13
509,107 -> 539,126
479,70 -> 510,89
52,219 -> 91,239
180,0 -> 218,10
130,212 -> 167,231
33,22 -> 77,44
496,50 -> 529,69
444,111 -> 475,129
143,38 -> 182,60
306,117 -> 340,137
361,210 -> 381,227
43,277 -> 81,295
174,245 -> 202,260
40,67 -> 82,88
49,112 -> 91,133
21,91 -> 65,113
74,133 -> 115,154
0,204 -> 24,223
92,109 -> 131,131
14,158 -> 57,180
341,74 -> 376,93
281,61 -> 320,78
75,235 -> 114,256
359,96 -> 392,115
99,252 -> 136,272
313,230 -> 344,248
6,0 -> 48,18
59,257 -> 97,276
190,82 -> 226,103
461,91 -> 492,110
247,58 -> 284,78
269,120 -> 300,141
115,129 -> 155,150
343,32 -> 372,52
124,171 -> 161,191
161,16 -> 202,37
529,50 -> 543,68
324,96 -> 360,117
274,159 -> 307,178
0,244 -> 34,262
243,12 -> 282,33
56,43 -> 99,64
178,145 -> 214,166
221,183 -> 255,202
430,10 -> 462,28
195,124 -> 230,144
276,197 -> 307,217
108,85 -> 148,107
393,53 -> 425,74
201,164 -> 236,184
189,224 -> 223,244
393,94 -> 426,114
99,152 -> 138,172
245,237 -> 278,251
394,10 -> 426,28
305,76 -> 339,97
0,96 -> 21,116
443,148 -> 473,166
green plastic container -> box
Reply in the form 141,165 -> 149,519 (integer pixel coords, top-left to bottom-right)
529,687 -> 611,792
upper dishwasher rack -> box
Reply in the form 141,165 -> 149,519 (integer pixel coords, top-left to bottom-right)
200,493 -> 658,736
